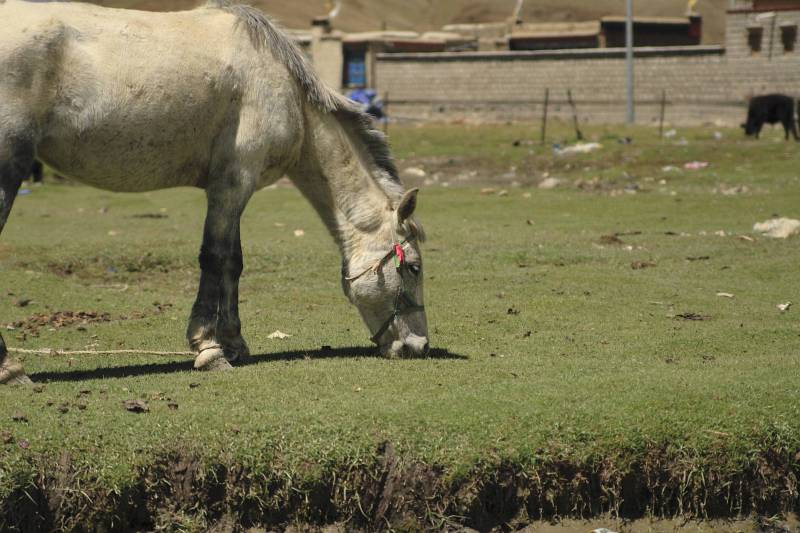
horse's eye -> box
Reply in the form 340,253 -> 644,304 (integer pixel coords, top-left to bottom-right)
408,264 -> 421,276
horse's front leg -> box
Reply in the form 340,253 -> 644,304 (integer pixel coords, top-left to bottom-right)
217,224 -> 250,363
188,184 -> 252,371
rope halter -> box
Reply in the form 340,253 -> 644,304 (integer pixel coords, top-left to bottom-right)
344,238 -> 425,345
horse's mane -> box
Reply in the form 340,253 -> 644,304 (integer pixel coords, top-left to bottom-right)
208,1 -> 402,201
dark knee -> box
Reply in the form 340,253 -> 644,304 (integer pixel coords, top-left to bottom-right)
198,245 -> 225,276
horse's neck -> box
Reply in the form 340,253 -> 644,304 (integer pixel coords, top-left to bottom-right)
289,110 -> 391,259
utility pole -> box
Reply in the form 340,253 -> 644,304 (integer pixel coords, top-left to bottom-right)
625,0 -> 635,124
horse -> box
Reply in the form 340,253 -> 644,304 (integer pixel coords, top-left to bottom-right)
0,0 -> 429,385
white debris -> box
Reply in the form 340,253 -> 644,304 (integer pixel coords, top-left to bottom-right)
294,229 -> 306,237
778,302 -> 792,312
555,142 -> 602,156
664,129 -> 677,138
538,177 -> 564,190
719,185 -> 750,196
661,165 -> 680,173
753,218 -> 800,239
717,292 -> 735,298
268,331 -> 292,339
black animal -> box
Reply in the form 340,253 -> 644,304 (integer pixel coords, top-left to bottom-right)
741,94 -> 798,140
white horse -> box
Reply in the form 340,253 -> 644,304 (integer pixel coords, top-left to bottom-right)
0,0 -> 429,384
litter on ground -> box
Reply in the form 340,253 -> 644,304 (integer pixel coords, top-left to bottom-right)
753,218 -> 800,239
554,142 -> 602,156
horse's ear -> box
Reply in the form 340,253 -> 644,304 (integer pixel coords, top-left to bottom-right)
396,188 -> 419,224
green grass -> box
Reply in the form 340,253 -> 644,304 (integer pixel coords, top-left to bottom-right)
1,123 -> 799,530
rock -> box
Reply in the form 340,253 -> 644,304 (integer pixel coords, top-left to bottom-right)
753,218 -> 800,239
401,167 -> 426,179
123,400 -> 149,413
538,177 -> 563,190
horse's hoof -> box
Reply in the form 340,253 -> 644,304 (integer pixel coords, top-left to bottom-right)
198,356 -> 233,372
222,337 -> 250,364
0,361 -> 33,386
193,344 -> 232,371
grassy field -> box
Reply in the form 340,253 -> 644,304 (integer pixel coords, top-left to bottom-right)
1,123 -> 799,531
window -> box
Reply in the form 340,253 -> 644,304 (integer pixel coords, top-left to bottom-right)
748,26 -> 763,54
782,24 -> 797,53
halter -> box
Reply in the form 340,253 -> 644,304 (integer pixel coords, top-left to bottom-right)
344,238 -> 425,345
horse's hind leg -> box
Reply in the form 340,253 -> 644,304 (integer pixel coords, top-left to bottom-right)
187,182 -> 253,371
0,137 -> 35,385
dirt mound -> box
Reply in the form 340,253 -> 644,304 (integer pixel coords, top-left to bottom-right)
1,440 -> 797,531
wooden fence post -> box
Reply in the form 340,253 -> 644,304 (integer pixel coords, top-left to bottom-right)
659,90 -> 667,139
540,88 -> 550,145
567,89 -> 584,141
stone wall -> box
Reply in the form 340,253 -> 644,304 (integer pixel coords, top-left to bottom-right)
374,10 -> 800,125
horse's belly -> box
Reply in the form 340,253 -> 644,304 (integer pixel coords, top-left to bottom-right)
39,132 -> 213,192
38,87 -> 225,191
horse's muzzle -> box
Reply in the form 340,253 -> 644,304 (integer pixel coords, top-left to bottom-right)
382,335 -> 430,358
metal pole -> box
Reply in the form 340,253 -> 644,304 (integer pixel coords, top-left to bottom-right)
625,0 -> 635,124
383,92 -> 389,135
768,15 -> 776,61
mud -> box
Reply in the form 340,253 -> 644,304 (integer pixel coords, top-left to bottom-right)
6,303 -> 172,336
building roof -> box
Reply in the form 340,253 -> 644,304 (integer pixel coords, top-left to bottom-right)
343,30 -> 421,43
342,30 -> 472,46
510,21 -> 601,40
600,15 -> 693,25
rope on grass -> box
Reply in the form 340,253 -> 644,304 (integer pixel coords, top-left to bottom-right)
9,347 -> 194,357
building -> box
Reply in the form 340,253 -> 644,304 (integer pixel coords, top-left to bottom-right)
298,11 -> 704,92
505,16 -> 702,51
371,0 -> 800,125
295,0 -> 800,124
302,16 -> 476,91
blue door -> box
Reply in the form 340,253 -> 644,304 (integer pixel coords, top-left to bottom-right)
344,47 -> 367,88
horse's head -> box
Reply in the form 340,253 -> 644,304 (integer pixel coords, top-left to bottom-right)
342,189 -> 429,358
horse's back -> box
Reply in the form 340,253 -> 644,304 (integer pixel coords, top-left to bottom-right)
0,1 -> 303,192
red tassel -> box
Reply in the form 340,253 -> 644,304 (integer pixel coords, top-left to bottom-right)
393,243 -> 405,266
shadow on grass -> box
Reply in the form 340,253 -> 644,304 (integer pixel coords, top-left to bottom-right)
30,347 -> 467,383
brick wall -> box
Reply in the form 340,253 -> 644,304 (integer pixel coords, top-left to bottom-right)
374,10 -> 800,125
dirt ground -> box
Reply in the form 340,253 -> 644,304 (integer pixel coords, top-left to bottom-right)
266,515 -> 800,532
